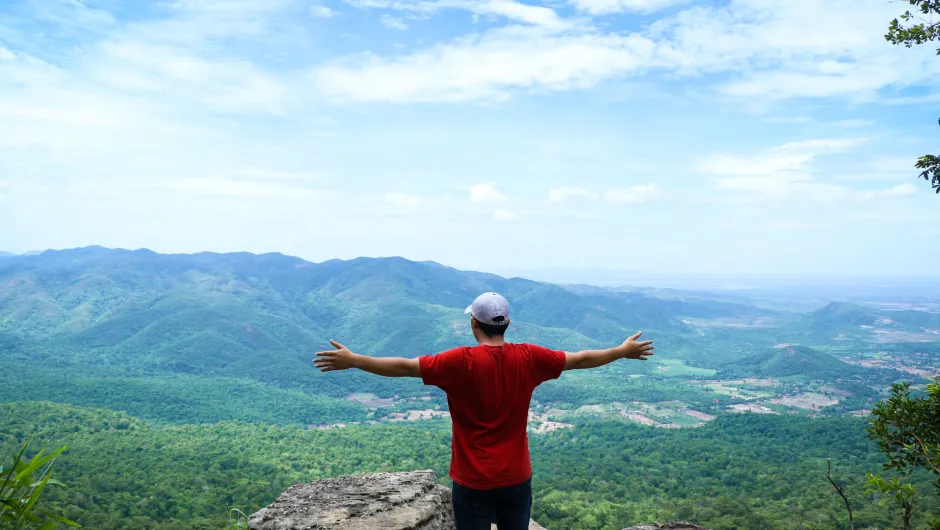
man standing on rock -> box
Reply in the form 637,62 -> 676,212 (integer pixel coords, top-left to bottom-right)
314,292 -> 655,530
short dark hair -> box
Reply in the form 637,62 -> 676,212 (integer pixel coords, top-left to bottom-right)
476,317 -> 509,338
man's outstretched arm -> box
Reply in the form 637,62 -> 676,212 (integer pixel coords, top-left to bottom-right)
314,340 -> 421,378
564,331 -> 654,371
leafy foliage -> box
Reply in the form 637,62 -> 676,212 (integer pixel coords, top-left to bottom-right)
886,0 -> 940,193
865,474 -> 917,530
869,380 -> 940,478
887,0 -> 940,51
0,439 -> 79,530
3,402 -> 939,530
868,379 -> 940,528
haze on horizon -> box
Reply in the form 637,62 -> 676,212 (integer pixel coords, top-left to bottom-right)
1,0 -> 938,278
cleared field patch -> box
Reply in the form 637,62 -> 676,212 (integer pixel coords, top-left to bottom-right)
346,392 -> 397,408
654,359 -> 718,377
729,403 -> 778,414
771,392 -> 839,410
559,401 -> 715,429
387,409 -> 450,421
528,410 -> 574,434
698,381 -> 777,400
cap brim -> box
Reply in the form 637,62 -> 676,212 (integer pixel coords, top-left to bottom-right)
464,305 -> 473,315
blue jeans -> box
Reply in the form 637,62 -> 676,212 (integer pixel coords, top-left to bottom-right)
452,478 -> 533,530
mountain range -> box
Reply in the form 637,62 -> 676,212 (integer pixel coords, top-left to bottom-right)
0,246 -> 931,425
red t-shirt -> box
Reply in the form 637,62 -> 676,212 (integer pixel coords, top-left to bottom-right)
419,343 -> 566,490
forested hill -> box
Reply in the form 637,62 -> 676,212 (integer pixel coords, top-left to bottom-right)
0,246 -> 777,368
0,246 -> 928,426
721,345 -> 871,379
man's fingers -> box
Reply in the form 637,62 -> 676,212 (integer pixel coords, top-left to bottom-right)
329,339 -> 346,350
315,351 -> 336,358
629,331 -> 642,341
640,340 -> 654,346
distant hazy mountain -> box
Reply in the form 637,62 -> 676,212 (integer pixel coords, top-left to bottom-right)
804,302 -> 940,334
0,252 -> 13,258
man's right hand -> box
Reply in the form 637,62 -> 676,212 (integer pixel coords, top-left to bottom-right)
314,340 -> 357,372
618,331 -> 655,361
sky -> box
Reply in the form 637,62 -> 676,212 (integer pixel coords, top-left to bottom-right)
1,0 -> 939,280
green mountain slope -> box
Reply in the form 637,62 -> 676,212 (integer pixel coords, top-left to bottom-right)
723,344 -> 871,379
0,247 -> 725,421
1,247 -> 932,424
804,302 -> 940,334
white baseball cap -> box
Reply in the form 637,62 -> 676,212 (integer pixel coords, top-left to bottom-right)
465,292 -> 510,326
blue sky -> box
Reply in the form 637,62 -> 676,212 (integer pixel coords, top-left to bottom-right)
0,0 -> 938,279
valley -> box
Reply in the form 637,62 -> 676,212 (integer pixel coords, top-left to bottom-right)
1,247 -> 939,530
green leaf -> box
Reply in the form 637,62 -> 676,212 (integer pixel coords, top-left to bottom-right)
15,472 -> 52,525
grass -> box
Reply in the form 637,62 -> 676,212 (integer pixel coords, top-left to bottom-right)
653,359 -> 718,377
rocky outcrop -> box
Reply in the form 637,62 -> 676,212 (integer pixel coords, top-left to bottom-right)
248,470 -> 453,530
249,470 -> 707,530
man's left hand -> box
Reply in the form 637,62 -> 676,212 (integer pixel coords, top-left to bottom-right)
314,340 -> 356,371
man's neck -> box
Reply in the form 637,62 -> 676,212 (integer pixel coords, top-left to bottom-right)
477,337 -> 506,347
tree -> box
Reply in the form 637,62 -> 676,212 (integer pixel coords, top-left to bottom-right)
867,380 -> 940,528
886,0 -> 940,193
865,473 -> 916,530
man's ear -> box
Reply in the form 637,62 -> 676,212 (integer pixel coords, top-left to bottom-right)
469,317 -> 479,330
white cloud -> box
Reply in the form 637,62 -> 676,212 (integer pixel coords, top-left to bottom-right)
470,183 -> 507,202
652,0 -> 938,100
345,0 -> 570,29
882,183 -> 919,197
385,191 -> 421,205
700,139 -> 924,202
603,183 -> 662,204
316,27 -> 656,103
861,182 -> 920,200
547,186 -> 597,203
381,14 -> 408,30
310,5 -> 336,18
493,209 -> 518,221
318,0 -> 940,104
701,138 -> 864,194
570,0 -> 687,15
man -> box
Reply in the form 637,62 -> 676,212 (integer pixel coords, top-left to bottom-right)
314,292 -> 655,530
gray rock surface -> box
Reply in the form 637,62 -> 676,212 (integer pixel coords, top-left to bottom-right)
248,470 -> 454,530
623,521 -> 705,530
249,470 -> 706,530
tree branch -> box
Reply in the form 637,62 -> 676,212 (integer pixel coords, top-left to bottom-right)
826,457 -> 856,530
911,432 -> 940,475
